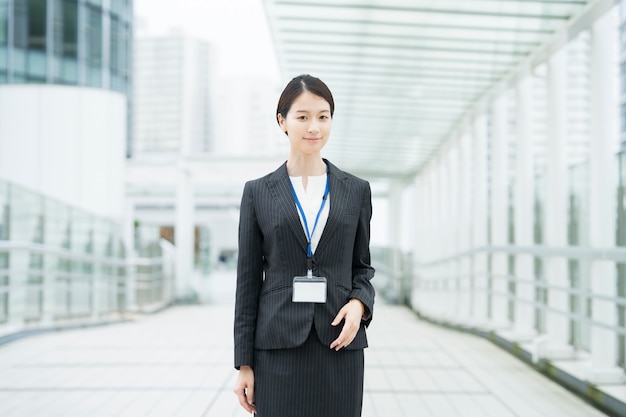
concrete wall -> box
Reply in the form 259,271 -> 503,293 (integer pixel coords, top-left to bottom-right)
0,85 -> 127,220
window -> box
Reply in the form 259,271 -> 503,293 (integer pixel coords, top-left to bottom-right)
53,0 -> 78,83
13,0 -> 47,82
84,4 -> 102,86
110,15 -> 129,92
0,0 -> 7,46
13,0 -> 46,50
0,0 -> 7,79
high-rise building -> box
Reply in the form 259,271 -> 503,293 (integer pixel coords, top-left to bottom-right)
0,0 -> 136,326
0,0 -> 131,91
0,0 -> 132,220
213,75 -> 284,156
133,34 -> 212,155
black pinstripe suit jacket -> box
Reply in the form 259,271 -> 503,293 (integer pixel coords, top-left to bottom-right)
234,159 -> 375,369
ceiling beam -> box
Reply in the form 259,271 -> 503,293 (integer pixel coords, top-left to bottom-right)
274,1 -> 572,20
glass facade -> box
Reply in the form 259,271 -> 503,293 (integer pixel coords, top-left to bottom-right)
0,0 -> 131,94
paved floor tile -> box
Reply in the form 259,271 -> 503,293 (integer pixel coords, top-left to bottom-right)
0,270 -> 611,416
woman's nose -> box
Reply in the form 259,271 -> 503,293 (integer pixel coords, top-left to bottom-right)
308,120 -> 319,132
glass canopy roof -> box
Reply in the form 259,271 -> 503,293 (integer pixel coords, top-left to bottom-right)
262,0 -> 598,179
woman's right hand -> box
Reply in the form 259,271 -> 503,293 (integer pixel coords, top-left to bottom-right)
234,365 -> 256,414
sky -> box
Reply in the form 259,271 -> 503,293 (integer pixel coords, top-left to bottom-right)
134,0 -> 281,82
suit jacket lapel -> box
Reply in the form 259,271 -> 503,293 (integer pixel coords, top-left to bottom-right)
267,162 -> 308,253
315,160 -> 350,258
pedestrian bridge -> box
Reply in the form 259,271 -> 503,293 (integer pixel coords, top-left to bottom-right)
0,271 -> 616,417
1,1 -> 626,416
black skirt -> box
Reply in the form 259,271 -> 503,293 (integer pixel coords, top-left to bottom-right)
254,326 -> 365,417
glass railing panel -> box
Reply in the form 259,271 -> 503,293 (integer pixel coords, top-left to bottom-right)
8,185 -> 43,322
69,208 -> 93,318
44,198 -> 70,319
0,178 -> 172,334
93,217 -> 116,315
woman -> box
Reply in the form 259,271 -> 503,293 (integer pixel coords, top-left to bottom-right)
233,74 -> 375,417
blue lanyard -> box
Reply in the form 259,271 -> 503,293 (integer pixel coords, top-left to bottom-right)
289,169 -> 330,266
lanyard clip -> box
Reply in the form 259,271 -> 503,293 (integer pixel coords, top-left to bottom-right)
307,258 -> 313,279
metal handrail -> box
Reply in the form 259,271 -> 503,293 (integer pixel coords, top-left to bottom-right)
0,241 -> 127,265
416,244 -> 626,266
0,239 -> 174,334
404,243 -> 626,350
416,271 -> 626,306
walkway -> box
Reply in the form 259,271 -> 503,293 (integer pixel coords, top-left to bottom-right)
0,271 -> 610,416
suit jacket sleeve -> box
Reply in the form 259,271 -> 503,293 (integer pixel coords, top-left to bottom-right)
350,181 -> 375,326
234,181 -> 264,369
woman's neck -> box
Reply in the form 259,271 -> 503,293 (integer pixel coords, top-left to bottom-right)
287,154 -> 326,190
286,154 -> 326,177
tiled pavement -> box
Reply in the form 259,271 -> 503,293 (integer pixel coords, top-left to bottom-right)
0,271 -> 610,416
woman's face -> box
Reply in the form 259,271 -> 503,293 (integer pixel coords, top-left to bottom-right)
278,91 -> 332,156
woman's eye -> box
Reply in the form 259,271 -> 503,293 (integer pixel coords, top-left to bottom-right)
298,116 -> 307,120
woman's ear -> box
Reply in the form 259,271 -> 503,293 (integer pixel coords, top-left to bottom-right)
277,114 -> 288,135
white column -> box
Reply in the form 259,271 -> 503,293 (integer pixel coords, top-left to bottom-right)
472,115 -> 489,327
490,95 -> 511,330
444,145 -> 460,323
411,176 -> 425,309
388,181 -> 403,303
432,161 -> 444,319
587,7 -> 623,384
423,172 -> 435,316
458,133 -> 472,324
514,77 -> 537,340
426,170 -> 437,317
543,45 -> 574,358
175,159 -> 196,301
436,160 -> 447,320
123,199 -> 137,311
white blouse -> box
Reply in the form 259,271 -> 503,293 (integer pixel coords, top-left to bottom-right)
289,173 -> 330,254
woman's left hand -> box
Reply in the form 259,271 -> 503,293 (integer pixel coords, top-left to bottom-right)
330,298 -> 364,351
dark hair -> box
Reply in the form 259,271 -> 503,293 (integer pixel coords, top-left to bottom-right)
276,74 -> 334,129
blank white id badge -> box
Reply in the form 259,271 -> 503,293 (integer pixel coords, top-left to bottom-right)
292,276 -> 327,303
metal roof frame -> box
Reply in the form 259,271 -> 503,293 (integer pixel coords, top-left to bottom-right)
263,0 -> 617,181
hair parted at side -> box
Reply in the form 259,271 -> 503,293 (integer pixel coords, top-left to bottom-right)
276,74 -> 334,129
